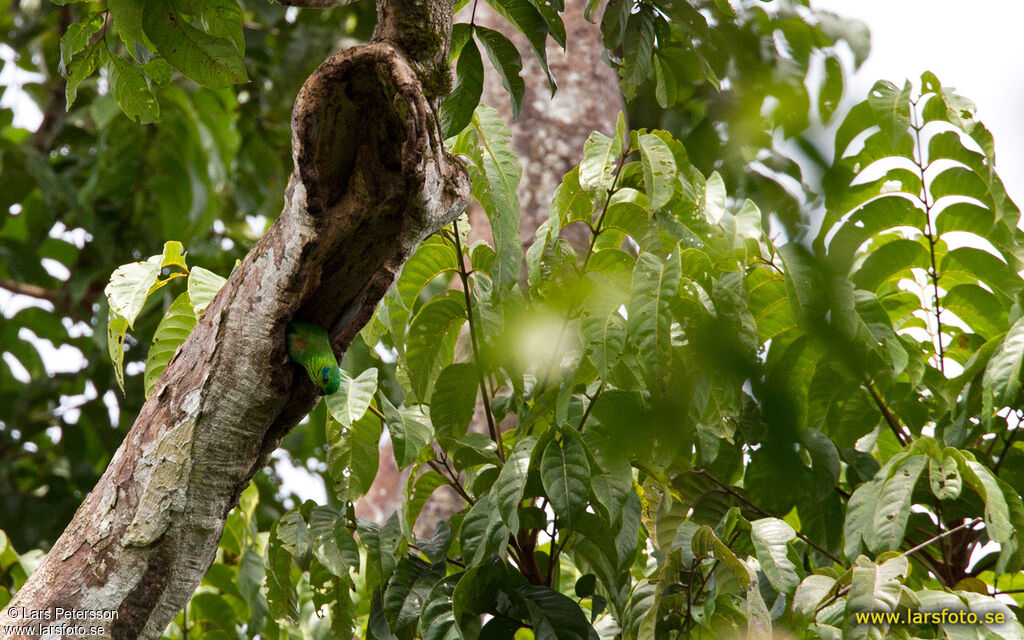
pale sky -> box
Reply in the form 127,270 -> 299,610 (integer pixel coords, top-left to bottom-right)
814,0 -> 1024,204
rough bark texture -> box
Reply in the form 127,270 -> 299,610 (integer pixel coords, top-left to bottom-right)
2,37 -> 469,640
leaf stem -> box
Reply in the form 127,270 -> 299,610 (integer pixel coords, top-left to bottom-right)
992,418 -> 1021,474
545,530 -> 573,587
901,518 -> 980,558
698,469 -> 841,564
864,378 -> 908,446
910,99 -> 946,374
427,459 -> 475,505
576,381 -> 605,432
452,218 -> 503,462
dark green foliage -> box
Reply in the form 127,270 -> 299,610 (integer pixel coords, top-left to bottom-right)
5,1 -> 1024,639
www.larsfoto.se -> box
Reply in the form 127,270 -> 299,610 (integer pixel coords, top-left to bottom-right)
854,610 -> 1007,625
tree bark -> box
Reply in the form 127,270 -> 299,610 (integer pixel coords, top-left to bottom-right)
1,27 -> 468,640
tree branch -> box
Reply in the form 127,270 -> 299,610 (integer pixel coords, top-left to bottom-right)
2,41 -> 469,640
0,278 -> 61,301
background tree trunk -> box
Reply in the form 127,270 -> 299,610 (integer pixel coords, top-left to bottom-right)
1,39 -> 468,640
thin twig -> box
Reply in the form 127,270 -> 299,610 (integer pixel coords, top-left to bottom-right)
545,530 -> 573,586
427,459 -> 475,505
576,381 -> 605,432
901,518 -> 981,558
864,378 -> 908,445
993,422 -> 1021,474
698,469 -> 841,564
452,218 -> 503,461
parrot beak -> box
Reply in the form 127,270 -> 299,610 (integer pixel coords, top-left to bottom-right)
315,387 -> 327,396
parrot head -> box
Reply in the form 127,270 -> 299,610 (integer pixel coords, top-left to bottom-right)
317,366 -> 342,396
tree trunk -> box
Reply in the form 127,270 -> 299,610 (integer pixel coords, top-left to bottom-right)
1,6 -> 467,635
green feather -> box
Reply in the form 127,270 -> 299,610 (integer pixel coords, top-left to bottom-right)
286,322 -> 342,395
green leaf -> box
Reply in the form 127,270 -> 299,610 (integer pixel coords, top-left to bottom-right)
846,555 -> 909,616
493,436 -> 538,532
485,0 -> 556,92
105,255 -> 163,327
59,13 -> 104,73
326,368 -> 379,427
326,412 -> 381,502
187,265 -> 227,315
792,574 -> 837,622
579,287 -> 628,377
107,54 -> 159,123
474,27 -> 525,118
550,167 -> 595,227
384,556 -> 444,632
266,518 -> 299,622
368,588 -> 399,640
407,471 -> 447,534
619,10 -> 655,92
983,315 -> 1024,411
142,0 -> 247,89
843,478 -> 880,560
144,293 -> 197,398
382,398 -> 433,469
866,454 -> 926,553
628,252 -> 680,383
362,516 -> 403,595
517,584 -> 593,640
406,294 -> 466,402
750,518 -> 801,594
440,39 -> 484,137
460,493 -> 510,565
430,363 -> 478,440
703,171 -> 726,223
653,55 -> 677,108
540,432 -> 590,527
420,575 -> 463,640
65,39 -> 105,108
637,132 -> 676,210
579,131 -> 622,193
929,449 -> 962,500
308,505 -> 347,577
960,458 -> 1013,544
867,80 -> 911,143
468,106 -> 523,291
159,240 -> 188,271
107,0 -> 149,50
107,315 -> 129,394
397,240 -> 459,309
819,54 -> 843,123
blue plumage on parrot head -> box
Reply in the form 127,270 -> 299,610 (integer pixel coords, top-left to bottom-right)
318,366 -> 342,396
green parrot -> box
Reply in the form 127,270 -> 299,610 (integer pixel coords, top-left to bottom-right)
286,322 -> 342,395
